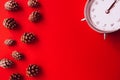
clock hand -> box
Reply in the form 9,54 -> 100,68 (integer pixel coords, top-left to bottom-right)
105,0 -> 117,14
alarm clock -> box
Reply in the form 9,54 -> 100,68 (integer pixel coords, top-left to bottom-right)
81,0 -> 120,39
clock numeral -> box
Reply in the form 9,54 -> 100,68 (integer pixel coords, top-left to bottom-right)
111,23 -> 114,27
96,21 -> 100,25
118,18 -> 120,22
92,15 -> 96,19
95,1 -> 98,5
103,24 -> 107,27
92,8 -> 95,12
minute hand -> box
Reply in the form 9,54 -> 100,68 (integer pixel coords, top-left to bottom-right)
105,0 -> 117,14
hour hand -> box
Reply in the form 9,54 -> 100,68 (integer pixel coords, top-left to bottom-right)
105,0 -> 117,14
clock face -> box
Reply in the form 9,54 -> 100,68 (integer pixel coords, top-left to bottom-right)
85,0 -> 120,33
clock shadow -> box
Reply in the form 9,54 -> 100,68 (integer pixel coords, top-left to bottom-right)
108,30 -> 120,51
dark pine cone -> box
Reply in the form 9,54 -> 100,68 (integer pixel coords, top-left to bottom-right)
21,32 -> 36,44
28,0 -> 40,8
0,58 -> 14,68
4,0 -> 20,11
3,18 -> 18,30
29,11 -> 43,23
26,64 -> 41,77
4,39 -> 16,46
9,73 -> 23,80
12,51 -> 24,60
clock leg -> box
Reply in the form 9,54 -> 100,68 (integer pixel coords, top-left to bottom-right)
104,33 -> 106,40
81,18 -> 86,21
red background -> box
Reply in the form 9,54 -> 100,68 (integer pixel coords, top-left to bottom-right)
0,0 -> 120,80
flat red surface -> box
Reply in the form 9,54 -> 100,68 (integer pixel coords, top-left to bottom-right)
0,0 -> 120,80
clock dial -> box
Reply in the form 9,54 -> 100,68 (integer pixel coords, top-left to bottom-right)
86,0 -> 120,33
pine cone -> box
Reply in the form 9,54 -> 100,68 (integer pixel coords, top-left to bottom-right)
29,11 -> 43,22
3,18 -> 18,30
12,51 -> 24,60
21,32 -> 36,44
4,0 -> 20,11
9,73 -> 23,80
0,58 -> 14,68
28,0 -> 40,8
4,39 -> 16,46
26,64 -> 41,77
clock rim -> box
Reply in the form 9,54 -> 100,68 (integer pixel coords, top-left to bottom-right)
84,0 -> 120,33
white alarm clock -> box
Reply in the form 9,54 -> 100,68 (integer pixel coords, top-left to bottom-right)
81,0 -> 120,39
